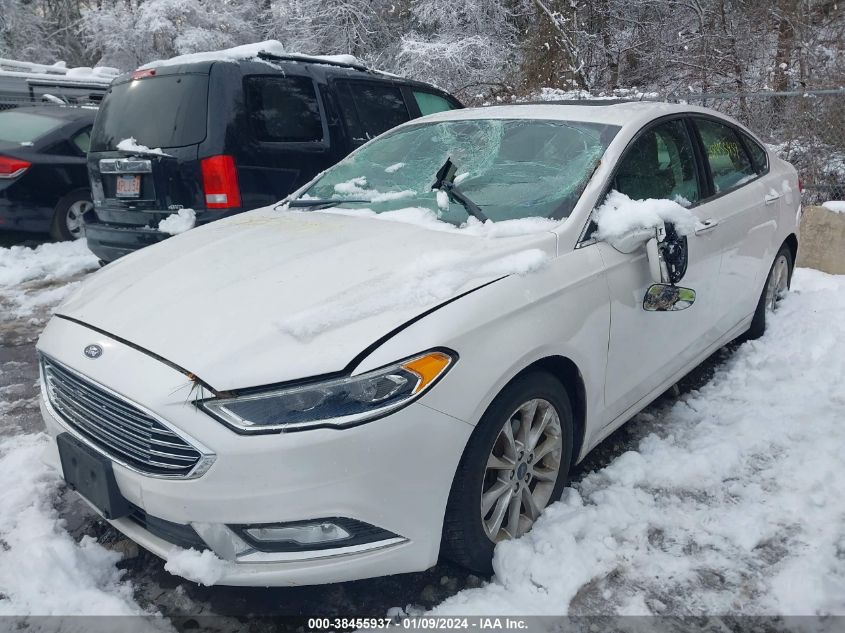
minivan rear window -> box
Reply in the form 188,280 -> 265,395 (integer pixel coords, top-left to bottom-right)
90,74 -> 209,151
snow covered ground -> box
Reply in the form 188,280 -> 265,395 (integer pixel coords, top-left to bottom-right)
0,240 -> 843,622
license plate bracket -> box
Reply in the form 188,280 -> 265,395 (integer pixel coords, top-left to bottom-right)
57,433 -> 130,520
115,174 -> 141,198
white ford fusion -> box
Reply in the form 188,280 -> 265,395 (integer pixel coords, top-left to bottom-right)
37,102 -> 800,586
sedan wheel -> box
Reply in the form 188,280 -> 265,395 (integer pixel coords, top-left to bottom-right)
481,398 -> 562,542
747,244 -> 793,340
442,372 -> 573,574
65,200 -> 91,239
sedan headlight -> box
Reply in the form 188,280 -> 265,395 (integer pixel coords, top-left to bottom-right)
199,350 -> 455,433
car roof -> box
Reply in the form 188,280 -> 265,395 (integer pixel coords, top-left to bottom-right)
411,101 -> 744,130
0,104 -> 97,122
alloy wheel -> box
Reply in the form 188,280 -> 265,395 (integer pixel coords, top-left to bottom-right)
765,253 -> 790,312
480,398 -> 562,542
66,200 -> 92,239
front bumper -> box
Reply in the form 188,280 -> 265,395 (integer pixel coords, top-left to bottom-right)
37,317 -> 472,586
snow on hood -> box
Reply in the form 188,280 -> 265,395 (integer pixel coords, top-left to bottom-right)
56,207 -> 557,391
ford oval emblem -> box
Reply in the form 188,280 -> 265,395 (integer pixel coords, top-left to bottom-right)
84,344 -> 103,359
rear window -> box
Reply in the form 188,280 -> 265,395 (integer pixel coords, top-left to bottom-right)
0,110 -> 63,143
244,75 -> 324,142
90,74 -> 209,151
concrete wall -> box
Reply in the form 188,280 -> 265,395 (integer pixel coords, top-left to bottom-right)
797,205 -> 845,275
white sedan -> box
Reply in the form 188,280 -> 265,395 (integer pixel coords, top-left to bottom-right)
36,102 -> 800,586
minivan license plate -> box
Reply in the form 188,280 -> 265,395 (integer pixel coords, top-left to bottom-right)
115,174 -> 141,198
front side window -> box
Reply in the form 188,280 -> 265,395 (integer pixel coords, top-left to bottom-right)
613,119 -> 700,205
245,76 -> 324,143
342,81 -> 410,140
413,91 -> 456,116
299,118 -> 618,224
695,118 -> 757,193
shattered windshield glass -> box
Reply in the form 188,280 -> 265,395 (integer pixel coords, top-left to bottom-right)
299,118 -> 619,224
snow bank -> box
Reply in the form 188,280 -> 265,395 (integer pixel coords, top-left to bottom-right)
433,268 -> 845,616
116,137 -> 169,156
0,240 -> 98,288
0,435 -> 150,615
163,548 -> 231,586
277,248 -> 548,340
157,208 -> 196,235
594,190 -> 698,242
822,201 -> 845,214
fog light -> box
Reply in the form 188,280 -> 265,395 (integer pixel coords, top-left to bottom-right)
244,522 -> 351,546
231,517 -> 402,553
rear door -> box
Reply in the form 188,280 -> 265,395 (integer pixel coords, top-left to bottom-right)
88,70 -> 209,225
690,116 -> 774,329
234,72 -> 338,209
333,80 -> 412,149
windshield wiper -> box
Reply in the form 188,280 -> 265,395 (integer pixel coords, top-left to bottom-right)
431,158 -> 489,223
286,198 -> 370,210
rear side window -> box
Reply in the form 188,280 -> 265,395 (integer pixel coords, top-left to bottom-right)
413,91 -> 455,116
614,119 -> 700,205
740,131 -> 768,174
90,74 -> 209,151
0,110 -> 63,143
244,76 -> 324,143
340,81 -> 410,141
694,118 -> 757,193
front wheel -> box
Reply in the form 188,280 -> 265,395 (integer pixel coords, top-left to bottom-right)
441,372 -> 574,574
747,245 -> 793,340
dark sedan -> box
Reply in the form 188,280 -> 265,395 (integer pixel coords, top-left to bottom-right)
0,106 -> 96,240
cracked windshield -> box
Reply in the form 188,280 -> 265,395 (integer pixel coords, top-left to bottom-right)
300,119 -> 619,224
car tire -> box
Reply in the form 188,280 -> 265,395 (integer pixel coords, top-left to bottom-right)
51,191 -> 92,241
441,371 -> 574,574
747,244 -> 793,340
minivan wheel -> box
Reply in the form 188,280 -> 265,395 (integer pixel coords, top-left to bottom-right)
747,245 -> 793,340
441,372 -> 573,574
51,191 -> 92,241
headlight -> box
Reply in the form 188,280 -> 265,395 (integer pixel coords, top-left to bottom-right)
199,350 -> 455,433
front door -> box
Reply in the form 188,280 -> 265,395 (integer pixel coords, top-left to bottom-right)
597,117 -> 725,425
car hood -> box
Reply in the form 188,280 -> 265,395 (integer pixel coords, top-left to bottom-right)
57,208 -> 557,391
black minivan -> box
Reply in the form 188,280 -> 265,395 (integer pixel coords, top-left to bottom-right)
85,52 -> 462,262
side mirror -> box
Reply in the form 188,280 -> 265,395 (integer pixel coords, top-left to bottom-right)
645,223 -> 688,284
643,284 -> 696,311
606,227 -> 656,254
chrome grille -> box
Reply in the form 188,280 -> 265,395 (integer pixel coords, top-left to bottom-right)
41,356 -> 207,478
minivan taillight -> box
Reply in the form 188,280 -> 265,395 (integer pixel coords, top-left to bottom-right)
0,156 -> 31,179
201,155 -> 241,209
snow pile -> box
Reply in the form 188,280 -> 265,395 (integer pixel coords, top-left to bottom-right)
0,240 -> 98,288
0,435 -> 149,615
140,40 -> 287,69
385,162 -> 406,173
116,137 -> 169,156
822,200 -> 845,214
163,548 -> 231,586
594,190 -> 698,242
277,248 -> 548,340
157,208 -> 196,235
333,177 -> 415,203
433,268 -> 845,616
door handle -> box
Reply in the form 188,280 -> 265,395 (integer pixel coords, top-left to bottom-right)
764,192 -> 781,205
694,219 -> 719,235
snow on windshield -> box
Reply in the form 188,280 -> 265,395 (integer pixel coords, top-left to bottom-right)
301,119 -> 619,225
594,190 -> 698,242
